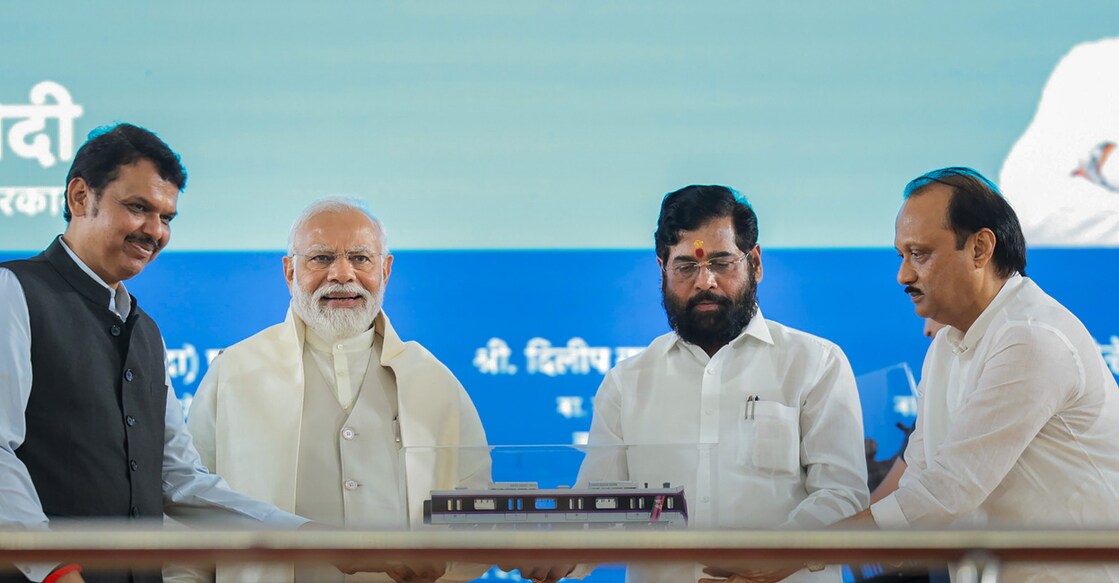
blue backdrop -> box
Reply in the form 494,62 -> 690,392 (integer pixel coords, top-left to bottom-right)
5,247 -> 1113,455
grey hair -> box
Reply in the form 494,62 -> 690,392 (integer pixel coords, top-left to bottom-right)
287,196 -> 389,254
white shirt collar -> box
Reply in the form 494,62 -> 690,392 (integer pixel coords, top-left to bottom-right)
944,274 -> 1025,354
733,307 -> 774,347
58,237 -> 131,321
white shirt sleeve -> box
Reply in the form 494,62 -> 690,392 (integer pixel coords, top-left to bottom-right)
183,355 -> 221,473
160,350 -> 307,527
451,379 -> 492,490
567,372 -> 630,580
881,324 -> 1080,526
870,379 -> 929,529
0,267 -> 61,582
777,344 -> 870,529
575,372 -> 629,487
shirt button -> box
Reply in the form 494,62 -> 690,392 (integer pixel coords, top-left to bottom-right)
126,415 -> 136,427
705,409 -> 714,415
701,496 -> 710,503
336,344 -> 344,351
705,368 -> 714,375
129,459 -> 139,471
129,506 -> 140,518
110,325 -> 121,337
344,479 -> 359,491
123,369 -> 134,382
341,427 -> 355,440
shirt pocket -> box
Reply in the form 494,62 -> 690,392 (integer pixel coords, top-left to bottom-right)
736,400 -> 800,476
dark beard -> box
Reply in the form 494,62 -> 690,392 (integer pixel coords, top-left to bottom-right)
662,265 -> 758,351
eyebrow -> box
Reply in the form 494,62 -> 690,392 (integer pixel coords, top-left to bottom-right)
302,244 -> 336,254
121,195 -> 178,220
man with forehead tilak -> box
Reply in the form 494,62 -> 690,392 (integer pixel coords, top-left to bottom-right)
543,186 -> 869,583
837,168 -> 1119,582
185,197 -> 491,583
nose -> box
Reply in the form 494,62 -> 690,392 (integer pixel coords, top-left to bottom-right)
694,265 -> 718,290
141,212 -> 166,243
327,255 -> 357,283
897,259 -> 916,286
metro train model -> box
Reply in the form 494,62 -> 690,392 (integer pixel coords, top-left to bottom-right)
423,481 -> 688,529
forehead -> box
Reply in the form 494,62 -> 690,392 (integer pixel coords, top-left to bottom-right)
669,216 -> 738,257
895,185 -> 953,245
105,159 -> 179,209
294,209 -> 383,250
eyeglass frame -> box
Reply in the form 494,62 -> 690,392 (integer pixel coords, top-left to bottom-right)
662,249 -> 752,283
288,248 -> 389,272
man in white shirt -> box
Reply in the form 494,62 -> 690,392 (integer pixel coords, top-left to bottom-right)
841,166 -> 1119,581
529,185 -> 868,583
184,197 -> 491,583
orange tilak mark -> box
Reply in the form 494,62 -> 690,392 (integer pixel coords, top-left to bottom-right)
693,240 -> 704,259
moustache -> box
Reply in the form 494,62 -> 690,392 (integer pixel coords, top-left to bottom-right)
313,283 -> 372,303
686,291 -> 731,311
126,234 -> 160,253
904,286 -> 922,296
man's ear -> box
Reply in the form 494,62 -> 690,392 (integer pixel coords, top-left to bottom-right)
750,245 -> 763,283
972,228 -> 996,269
66,177 -> 93,219
282,255 -> 295,294
382,254 -> 394,284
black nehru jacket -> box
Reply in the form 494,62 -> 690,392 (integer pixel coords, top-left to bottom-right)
2,237 -> 166,583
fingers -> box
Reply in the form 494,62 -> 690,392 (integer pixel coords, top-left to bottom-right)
511,564 -> 574,583
544,564 -> 574,583
700,566 -> 781,583
336,560 -> 394,575
385,561 -> 447,583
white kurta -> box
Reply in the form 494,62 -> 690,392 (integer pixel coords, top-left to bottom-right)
577,311 -> 869,583
186,309 -> 491,583
873,276 -> 1119,582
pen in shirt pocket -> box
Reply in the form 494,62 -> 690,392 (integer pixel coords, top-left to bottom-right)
745,395 -> 760,419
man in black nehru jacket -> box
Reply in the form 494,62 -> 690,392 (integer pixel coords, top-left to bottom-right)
0,124 -> 307,583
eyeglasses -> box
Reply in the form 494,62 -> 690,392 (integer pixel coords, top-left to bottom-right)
290,251 -> 386,272
665,254 -> 748,282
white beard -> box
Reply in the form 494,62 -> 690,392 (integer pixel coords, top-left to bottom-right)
291,281 -> 382,343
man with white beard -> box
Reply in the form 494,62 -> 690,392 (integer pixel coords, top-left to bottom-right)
184,197 -> 491,583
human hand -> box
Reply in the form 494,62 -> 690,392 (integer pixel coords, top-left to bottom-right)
297,522 -> 447,582
337,560 -> 447,583
699,563 -> 804,583
498,562 -> 575,583
383,561 -> 447,583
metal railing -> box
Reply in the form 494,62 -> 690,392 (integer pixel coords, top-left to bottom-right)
3,528 -> 1118,581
